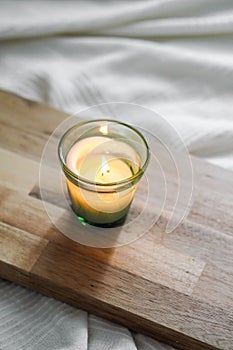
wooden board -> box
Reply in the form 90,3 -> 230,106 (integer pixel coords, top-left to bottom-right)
0,89 -> 233,350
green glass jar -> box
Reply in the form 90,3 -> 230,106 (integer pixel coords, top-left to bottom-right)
58,120 -> 150,227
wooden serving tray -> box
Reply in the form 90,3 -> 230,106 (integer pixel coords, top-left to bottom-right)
0,90 -> 232,350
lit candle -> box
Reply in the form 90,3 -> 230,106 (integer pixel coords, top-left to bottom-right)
58,120 -> 150,227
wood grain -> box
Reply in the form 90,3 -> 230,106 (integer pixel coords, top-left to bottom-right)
0,222 -> 48,271
0,89 -> 233,350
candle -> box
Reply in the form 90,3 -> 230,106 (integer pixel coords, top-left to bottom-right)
65,136 -> 139,224
58,120 -> 150,227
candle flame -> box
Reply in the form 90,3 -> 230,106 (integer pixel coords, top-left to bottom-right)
99,124 -> 108,135
101,156 -> 110,176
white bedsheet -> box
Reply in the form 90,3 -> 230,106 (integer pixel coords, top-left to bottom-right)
0,1 -> 233,349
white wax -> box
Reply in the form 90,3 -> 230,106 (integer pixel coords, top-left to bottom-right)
66,136 -> 139,183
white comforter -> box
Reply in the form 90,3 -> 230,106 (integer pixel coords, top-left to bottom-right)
0,1 -> 233,349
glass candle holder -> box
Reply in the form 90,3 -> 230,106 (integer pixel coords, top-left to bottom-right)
58,120 -> 150,227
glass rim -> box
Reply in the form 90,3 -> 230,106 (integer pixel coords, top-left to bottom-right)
58,119 -> 150,187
